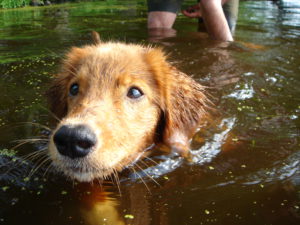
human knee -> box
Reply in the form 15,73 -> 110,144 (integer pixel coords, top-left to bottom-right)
148,11 -> 177,28
147,0 -> 182,28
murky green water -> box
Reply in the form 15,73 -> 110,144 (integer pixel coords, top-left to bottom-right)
0,0 -> 300,224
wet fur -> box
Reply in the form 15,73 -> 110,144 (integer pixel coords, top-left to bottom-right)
47,33 -> 207,182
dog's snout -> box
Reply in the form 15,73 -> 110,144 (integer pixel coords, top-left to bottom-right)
53,125 -> 97,159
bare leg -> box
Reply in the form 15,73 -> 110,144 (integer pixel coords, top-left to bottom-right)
147,11 -> 177,29
200,0 -> 233,41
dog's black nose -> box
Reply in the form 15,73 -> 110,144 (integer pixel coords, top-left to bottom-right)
53,125 -> 97,159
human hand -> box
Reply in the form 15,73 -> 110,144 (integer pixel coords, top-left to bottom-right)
182,3 -> 202,18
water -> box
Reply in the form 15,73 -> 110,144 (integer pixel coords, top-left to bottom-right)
0,0 -> 300,224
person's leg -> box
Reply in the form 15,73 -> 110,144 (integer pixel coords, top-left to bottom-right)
148,11 -> 177,28
147,0 -> 183,28
222,0 -> 239,33
199,0 -> 233,41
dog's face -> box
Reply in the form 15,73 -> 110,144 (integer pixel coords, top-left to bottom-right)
47,40 -> 207,182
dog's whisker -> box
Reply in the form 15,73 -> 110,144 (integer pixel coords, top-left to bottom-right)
42,161 -> 54,178
10,141 -> 34,151
13,138 -> 48,144
96,177 -> 103,190
28,155 -> 51,179
1,122 -> 51,132
45,48 -> 59,58
108,174 -> 113,187
36,104 -> 61,123
32,157 -> 51,178
0,149 -> 47,177
112,169 -> 122,196
11,138 -> 47,151
131,166 -> 151,193
20,121 -> 51,131
1,152 -> 44,181
143,156 -> 159,166
90,177 -> 95,186
26,149 -> 48,162
16,147 -> 47,161
135,163 -> 160,187
20,150 -> 47,163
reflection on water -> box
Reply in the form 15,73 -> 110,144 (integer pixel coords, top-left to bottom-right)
0,0 -> 300,225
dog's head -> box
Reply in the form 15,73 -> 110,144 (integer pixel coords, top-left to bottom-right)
47,34 -> 207,182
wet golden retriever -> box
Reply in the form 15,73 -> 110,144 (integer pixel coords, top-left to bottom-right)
47,32 -> 207,182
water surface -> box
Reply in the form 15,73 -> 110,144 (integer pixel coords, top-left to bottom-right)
0,1 -> 299,225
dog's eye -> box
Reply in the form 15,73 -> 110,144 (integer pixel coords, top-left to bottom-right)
69,83 -> 79,96
127,87 -> 144,99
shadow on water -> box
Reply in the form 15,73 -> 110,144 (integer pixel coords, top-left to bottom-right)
0,0 -> 300,224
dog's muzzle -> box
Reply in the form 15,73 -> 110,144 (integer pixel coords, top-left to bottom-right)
53,124 -> 97,159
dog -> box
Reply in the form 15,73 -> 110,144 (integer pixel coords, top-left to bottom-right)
47,32 -> 207,182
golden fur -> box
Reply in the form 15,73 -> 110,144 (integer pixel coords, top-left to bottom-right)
47,33 -> 207,182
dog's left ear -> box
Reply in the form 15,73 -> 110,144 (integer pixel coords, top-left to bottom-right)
145,48 -> 208,157
163,70 -> 207,157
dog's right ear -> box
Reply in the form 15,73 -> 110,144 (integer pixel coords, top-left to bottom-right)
46,75 -> 68,120
91,31 -> 101,45
46,47 -> 88,120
